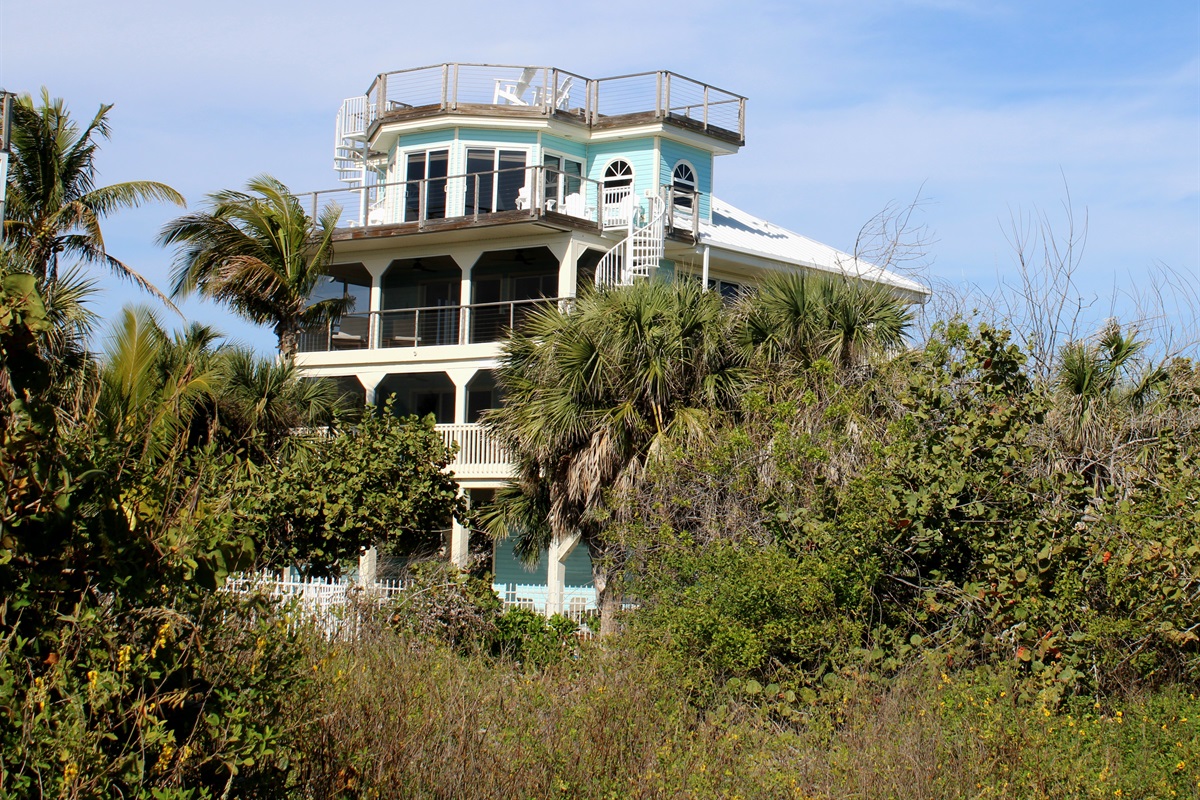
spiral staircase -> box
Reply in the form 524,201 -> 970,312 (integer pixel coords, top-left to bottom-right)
593,191 -> 667,288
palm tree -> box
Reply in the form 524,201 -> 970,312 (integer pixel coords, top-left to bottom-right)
737,271 -> 913,371
3,90 -> 184,301
482,279 -> 742,632
158,175 -> 349,360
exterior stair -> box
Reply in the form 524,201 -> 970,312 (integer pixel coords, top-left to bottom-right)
594,191 -> 666,288
333,96 -> 378,186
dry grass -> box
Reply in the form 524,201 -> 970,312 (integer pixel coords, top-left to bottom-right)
285,625 -> 1197,800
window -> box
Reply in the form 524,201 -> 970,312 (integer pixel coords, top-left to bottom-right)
542,153 -> 583,209
671,162 -> 696,212
404,149 -> 448,221
707,278 -> 746,303
602,159 -> 635,227
465,148 -> 528,214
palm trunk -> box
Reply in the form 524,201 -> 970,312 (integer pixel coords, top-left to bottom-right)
278,325 -> 298,362
587,537 -> 622,636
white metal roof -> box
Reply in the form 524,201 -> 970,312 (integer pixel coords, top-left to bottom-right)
700,197 -> 930,299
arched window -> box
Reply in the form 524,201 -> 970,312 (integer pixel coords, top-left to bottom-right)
671,162 -> 696,212
602,159 -> 635,227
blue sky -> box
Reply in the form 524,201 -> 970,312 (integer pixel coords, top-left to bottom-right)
3,0 -> 1197,351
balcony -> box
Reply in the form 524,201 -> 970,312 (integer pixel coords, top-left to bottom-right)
297,165 -> 702,238
358,64 -> 745,144
298,296 -> 569,354
435,422 -> 512,479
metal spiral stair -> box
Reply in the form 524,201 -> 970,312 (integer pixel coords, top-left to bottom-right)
594,192 -> 666,288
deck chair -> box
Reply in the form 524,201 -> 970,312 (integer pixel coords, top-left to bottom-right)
493,67 -> 539,105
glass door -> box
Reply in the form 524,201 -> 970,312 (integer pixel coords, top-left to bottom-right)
404,149 -> 448,222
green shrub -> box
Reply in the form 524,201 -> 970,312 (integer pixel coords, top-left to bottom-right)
628,539 -> 863,687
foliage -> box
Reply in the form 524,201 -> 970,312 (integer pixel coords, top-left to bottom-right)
288,625 -> 1197,800
3,89 -> 184,299
159,175 -> 347,359
484,279 -> 742,629
237,406 -> 464,574
629,540 -> 863,687
385,560 -> 503,650
620,319 -> 1198,703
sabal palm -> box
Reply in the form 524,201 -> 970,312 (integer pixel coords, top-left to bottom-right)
159,175 -> 347,360
483,280 -> 741,626
212,347 -> 347,458
739,272 -> 912,370
3,90 -> 184,300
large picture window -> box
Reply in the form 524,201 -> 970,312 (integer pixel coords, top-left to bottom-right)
404,149 -> 449,222
465,148 -> 528,214
543,153 -> 583,209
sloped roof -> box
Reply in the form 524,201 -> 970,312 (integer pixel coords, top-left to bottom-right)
700,197 -> 929,298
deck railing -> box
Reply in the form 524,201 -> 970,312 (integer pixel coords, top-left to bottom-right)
297,296 -> 569,354
435,423 -> 510,477
296,165 -> 608,229
360,64 -> 745,142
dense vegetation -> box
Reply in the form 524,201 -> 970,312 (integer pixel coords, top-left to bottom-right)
1,92 -> 1196,798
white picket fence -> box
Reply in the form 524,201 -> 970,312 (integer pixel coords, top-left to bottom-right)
222,571 -> 410,639
223,572 -> 598,637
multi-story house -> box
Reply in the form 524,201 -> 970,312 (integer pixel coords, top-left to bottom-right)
293,63 -> 927,618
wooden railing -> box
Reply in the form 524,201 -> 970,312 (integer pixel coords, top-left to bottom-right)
295,165 -> 605,229
358,64 -> 746,142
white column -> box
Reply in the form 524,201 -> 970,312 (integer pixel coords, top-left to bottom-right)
557,239 -> 579,299
449,505 -> 470,569
356,371 -> 389,406
358,546 -> 377,585
545,530 -> 581,617
445,368 -> 478,425
459,261 -> 473,345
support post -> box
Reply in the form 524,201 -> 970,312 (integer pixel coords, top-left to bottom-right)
449,512 -> 470,570
545,531 -> 581,617
358,546 -> 377,586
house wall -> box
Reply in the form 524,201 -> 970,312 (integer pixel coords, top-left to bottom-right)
659,139 -> 713,221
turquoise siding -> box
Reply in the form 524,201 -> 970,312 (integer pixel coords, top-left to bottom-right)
492,536 -> 540,586
541,134 -> 587,162
659,139 -> 713,221
457,129 -> 538,146
587,139 -> 656,198
491,537 -> 593,588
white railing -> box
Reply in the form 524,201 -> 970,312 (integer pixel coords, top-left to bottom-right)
222,571 -> 409,638
594,191 -> 666,288
223,571 -> 597,634
497,581 -> 598,623
435,423 -> 511,477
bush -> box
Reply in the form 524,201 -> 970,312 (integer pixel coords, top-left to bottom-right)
628,539 -> 864,687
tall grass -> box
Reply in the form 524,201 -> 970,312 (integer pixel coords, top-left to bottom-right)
286,623 -> 1197,799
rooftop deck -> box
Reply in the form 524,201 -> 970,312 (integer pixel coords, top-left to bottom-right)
354,63 -> 746,145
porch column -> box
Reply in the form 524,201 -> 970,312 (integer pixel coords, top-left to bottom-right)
546,530 -> 581,617
446,367 -> 477,425
458,259 -> 474,345
355,371 -> 389,406
364,254 -> 391,349
358,545 -> 377,585
449,497 -> 469,569
549,238 -> 576,299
